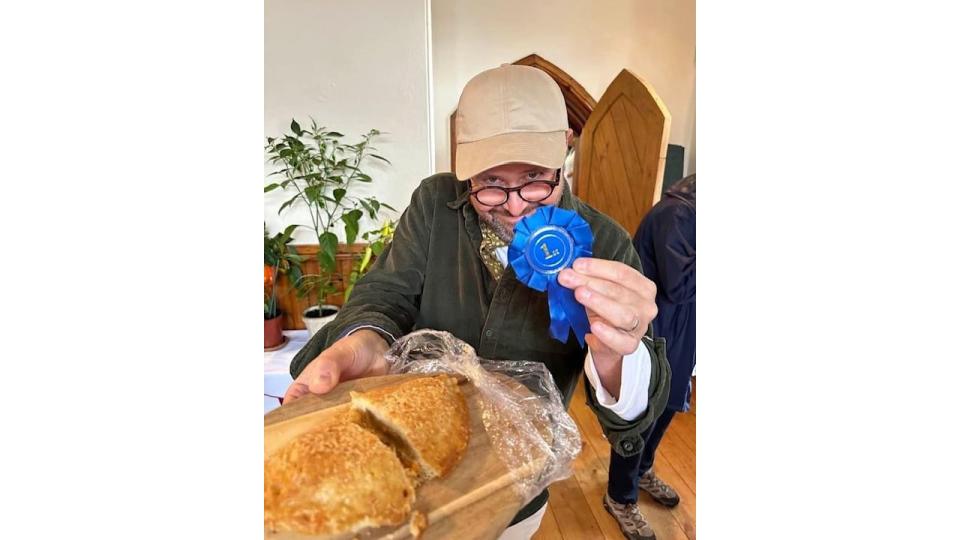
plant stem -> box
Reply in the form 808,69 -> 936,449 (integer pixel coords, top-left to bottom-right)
269,262 -> 280,318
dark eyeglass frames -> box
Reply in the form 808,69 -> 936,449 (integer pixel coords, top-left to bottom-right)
469,172 -> 560,207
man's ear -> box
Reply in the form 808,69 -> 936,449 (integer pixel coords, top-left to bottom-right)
565,128 -> 574,147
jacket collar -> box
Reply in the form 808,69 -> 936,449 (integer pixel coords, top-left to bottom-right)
447,179 -> 471,210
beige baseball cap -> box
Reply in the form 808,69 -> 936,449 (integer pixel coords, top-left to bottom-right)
455,64 -> 568,180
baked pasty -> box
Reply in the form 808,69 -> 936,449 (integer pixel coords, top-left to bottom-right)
350,374 -> 469,480
264,421 -> 415,535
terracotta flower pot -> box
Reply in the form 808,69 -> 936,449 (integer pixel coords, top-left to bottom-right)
264,312 -> 285,349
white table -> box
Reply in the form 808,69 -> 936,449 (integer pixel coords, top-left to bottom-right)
264,330 -> 310,414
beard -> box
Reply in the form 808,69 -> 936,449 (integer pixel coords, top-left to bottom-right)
478,212 -> 516,243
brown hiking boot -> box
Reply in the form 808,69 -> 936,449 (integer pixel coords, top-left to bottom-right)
603,492 -> 657,540
637,469 -> 680,507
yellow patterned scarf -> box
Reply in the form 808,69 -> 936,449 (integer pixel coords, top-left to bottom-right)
478,221 -> 507,281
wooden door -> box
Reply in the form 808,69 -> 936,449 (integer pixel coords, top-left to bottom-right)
575,69 -> 671,236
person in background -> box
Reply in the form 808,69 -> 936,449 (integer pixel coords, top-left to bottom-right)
603,174 -> 696,540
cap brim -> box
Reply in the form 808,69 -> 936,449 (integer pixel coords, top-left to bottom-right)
455,131 -> 567,180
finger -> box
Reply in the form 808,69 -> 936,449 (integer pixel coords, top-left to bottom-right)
283,381 -> 310,403
304,356 -> 342,395
589,319 -> 641,356
573,285 -> 643,331
558,268 -> 641,306
571,258 -> 656,298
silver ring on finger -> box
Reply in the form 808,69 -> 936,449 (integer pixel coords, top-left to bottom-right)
619,316 -> 641,334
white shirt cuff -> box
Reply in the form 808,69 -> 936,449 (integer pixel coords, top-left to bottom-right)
584,340 -> 652,421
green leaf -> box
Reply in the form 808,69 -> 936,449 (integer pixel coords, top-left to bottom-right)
381,202 -> 397,212
369,154 -> 391,164
358,199 -> 375,219
303,185 -> 323,203
371,199 -> 381,212
333,188 -> 346,203
281,224 -> 299,241
287,252 -> 304,264
318,232 -> 338,272
291,119 -> 302,135
343,209 -> 362,244
264,183 -> 280,193
288,264 -> 302,286
285,244 -> 303,262
327,132 -> 344,138
371,241 -> 385,256
356,173 -> 372,183
277,194 -> 299,215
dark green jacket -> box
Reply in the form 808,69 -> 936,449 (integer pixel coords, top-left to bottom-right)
290,173 -> 670,524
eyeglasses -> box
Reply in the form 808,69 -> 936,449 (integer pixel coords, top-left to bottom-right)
469,173 -> 560,207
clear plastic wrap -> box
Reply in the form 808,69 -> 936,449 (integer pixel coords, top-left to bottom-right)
384,329 -> 582,505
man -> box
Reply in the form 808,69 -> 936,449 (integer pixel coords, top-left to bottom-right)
284,64 -> 670,539
604,174 -> 696,540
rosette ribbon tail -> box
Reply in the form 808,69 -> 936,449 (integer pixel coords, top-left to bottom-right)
547,280 -> 590,347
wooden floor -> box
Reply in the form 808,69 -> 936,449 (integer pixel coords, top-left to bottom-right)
533,378 -> 696,540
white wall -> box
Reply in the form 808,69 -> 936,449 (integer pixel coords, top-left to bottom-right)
264,0 -> 433,244
431,0 -> 695,175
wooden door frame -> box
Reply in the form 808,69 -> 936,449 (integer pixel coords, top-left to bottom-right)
449,54 -> 597,174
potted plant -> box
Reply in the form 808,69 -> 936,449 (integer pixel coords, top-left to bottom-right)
264,223 -> 303,349
264,118 -> 395,336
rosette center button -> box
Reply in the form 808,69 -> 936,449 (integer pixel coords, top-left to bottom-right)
524,225 -> 575,275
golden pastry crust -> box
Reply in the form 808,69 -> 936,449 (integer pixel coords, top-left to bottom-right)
264,421 -> 415,536
350,374 -> 469,479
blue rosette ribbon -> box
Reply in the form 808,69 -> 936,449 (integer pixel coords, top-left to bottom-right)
508,205 -> 594,347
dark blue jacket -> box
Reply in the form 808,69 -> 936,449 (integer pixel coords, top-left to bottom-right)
634,175 -> 696,411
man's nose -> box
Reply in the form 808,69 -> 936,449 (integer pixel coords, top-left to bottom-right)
504,190 -> 529,217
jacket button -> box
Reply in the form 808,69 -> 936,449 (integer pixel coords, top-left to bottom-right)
485,330 -> 493,337
621,440 -> 634,452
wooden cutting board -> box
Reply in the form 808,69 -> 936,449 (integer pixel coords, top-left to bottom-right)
264,374 -> 533,540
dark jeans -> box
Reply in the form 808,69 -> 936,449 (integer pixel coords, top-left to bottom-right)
607,409 -> 677,504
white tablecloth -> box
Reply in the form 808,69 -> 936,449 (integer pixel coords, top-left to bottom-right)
264,330 -> 310,414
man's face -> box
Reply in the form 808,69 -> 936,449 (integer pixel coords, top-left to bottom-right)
468,162 -> 563,242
